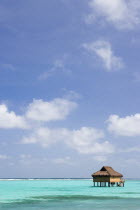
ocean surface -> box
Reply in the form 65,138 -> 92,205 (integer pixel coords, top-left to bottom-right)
0,179 -> 139,209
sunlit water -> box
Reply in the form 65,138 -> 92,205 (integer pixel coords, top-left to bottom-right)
0,179 -> 139,209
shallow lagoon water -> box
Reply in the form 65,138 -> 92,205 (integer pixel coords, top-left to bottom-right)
0,179 -> 140,209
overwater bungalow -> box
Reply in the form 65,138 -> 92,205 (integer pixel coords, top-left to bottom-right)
92,166 -> 125,187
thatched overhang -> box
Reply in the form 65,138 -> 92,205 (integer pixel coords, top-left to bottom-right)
92,166 -> 123,178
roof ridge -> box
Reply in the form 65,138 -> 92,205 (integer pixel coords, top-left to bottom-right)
91,166 -> 123,178
103,166 -> 113,176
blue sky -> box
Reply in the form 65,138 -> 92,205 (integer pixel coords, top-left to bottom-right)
0,0 -> 140,178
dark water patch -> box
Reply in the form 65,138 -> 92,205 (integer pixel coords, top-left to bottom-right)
1,197 -> 140,210
120,192 -> 140,195
31,195 -> 140,201
1,195 -> 140,205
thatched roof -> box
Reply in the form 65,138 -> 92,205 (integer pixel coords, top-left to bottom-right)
92,166 -> 123,177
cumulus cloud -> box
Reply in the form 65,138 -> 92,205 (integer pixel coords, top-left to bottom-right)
83,40 -> 123,71
22,127 -> 63,146
108,114 -> 140,136
26,98 -> 77,122
0,97 -> 77,129
66,127 -> 114,154
87,0 -> 140,29
22,127 -> 114,154
0,104 -> 28,129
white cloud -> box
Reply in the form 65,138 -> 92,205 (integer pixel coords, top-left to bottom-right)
22,127 -> 114,155
83,40 -> 123,71
66,127 -> 114,154
52,157 -> 72,165
87,0 -> 140,29
124,158 -> 140,166
39,57 -> 70,80
0,104 -> 28,129
63,90 -> 81,101
93,155 -> 107,162
108,114 -> 140,136
133,72 -> 140,83
119,146 -> 140,153
26,98 -> 77,122
2,64 -> 15,71
0,97 -> 77,130
22,127 -> 62,146
39,59 -> 64,80
20,154 -> 32,159
0,155 -> 9,160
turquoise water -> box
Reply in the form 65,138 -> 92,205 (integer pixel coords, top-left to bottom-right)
0,179 -> 140,209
